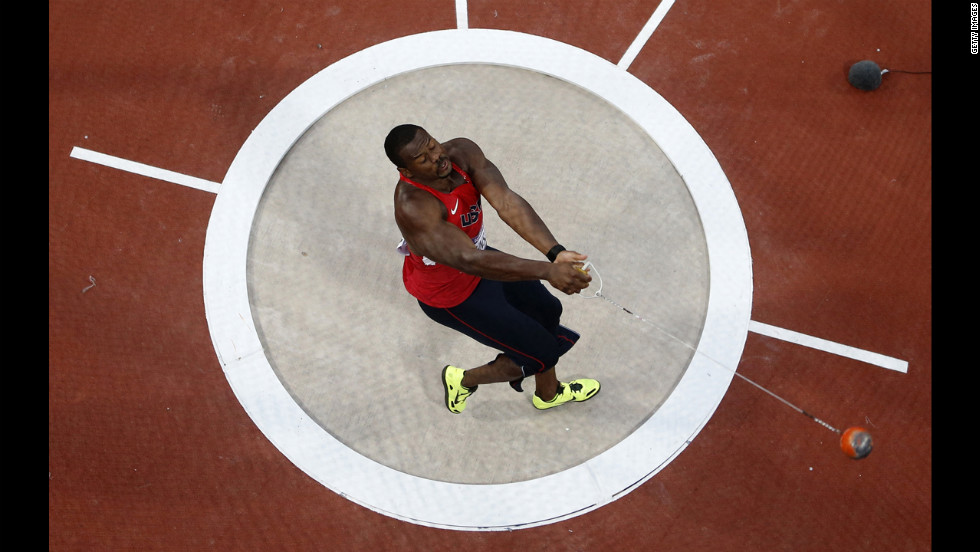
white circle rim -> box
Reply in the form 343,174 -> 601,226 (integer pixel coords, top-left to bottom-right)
203,29 -> 752,531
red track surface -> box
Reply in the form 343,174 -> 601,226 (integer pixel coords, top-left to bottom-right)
50,2 -> 931,550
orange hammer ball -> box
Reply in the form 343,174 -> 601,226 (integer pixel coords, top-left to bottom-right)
840,427 -> 873,459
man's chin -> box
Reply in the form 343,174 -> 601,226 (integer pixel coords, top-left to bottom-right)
437,159 -> 452,177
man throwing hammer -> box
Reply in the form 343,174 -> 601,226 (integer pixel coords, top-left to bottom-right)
386,124 -> 600,413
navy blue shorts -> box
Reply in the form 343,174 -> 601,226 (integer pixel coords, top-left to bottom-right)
418,277 -> 580,379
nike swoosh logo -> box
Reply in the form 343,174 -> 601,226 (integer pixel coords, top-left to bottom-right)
450,198 -> 459,215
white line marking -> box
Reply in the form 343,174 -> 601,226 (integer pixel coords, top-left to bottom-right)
204,29 -> 751,531
618,0 -> 675,70
748,320 -> 908,373
70,147 -> 221,194
456,0 -> 468,30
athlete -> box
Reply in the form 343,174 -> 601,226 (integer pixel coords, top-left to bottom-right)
386,123 -> 600,413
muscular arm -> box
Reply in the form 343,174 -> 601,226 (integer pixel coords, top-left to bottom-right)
394,183 -> 590,294
451,138 -> 591,269
450,139 -> 564,257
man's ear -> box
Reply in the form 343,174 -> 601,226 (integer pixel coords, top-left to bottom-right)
397,167 -> 412,178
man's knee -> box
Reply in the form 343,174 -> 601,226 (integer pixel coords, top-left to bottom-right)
512,353 -> 560,378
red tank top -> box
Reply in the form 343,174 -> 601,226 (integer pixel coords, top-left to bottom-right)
398,163 -> 486,308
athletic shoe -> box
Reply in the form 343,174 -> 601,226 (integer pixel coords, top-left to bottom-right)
442,365 -> 477,413
532,378 -> 601,410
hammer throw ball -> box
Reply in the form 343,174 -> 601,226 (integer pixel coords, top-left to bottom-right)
840,426 -> 873,459
847,60 -> 883,91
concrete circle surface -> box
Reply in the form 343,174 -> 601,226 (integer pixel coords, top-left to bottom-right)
203,29 -> 752,530
248,63 -> 708,485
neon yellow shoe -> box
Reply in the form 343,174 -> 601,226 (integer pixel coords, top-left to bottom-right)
442,365 -> 478,413
532,379 -> 600,410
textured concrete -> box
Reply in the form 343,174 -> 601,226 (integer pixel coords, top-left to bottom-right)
247,64 -> 709,483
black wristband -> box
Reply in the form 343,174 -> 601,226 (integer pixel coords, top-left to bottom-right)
546,244 -> 566,262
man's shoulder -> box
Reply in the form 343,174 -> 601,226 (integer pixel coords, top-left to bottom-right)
395,179 -> 425,203
395,180 -> 442,214
444,136 -> 478,150
444,137 -> 483,165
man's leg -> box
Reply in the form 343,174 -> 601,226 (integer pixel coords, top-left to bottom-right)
459,354 -> 524,388
459,355 -> 561,402
533,367 -> 560,402
445,353 -> 597,412
423,280 -> 598,411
